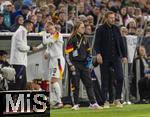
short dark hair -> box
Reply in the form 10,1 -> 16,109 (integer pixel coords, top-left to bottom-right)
23,20 -> 33,26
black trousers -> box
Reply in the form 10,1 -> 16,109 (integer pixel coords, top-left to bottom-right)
8,65 -> 27,90
138,78 -> 150,100
71,62 -> 96,105
100,58 -> 123,102
91,70 -> 104,105
108,67 -> 116,103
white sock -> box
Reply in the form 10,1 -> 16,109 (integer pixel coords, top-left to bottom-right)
52,82 -> 62,103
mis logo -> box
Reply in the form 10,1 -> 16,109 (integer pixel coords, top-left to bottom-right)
1,90 -> 49,114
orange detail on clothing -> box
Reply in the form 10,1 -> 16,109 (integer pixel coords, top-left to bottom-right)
65,44 -> 74,54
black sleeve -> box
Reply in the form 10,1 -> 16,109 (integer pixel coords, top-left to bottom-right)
117,27 -> 127,57
94,27 -> 102,54
122,37 -> 128,58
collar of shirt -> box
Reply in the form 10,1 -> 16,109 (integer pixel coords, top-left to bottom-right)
19,25 -> 28,34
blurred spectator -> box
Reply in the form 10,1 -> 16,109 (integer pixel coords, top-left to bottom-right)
55,24 -> 61,32
28,14 -> 37,24
126,21 -> 138,86
23,0 -> 33,7
77,2 -> 85,16
88,5 -> 100,26
136,28 -> 144,37
10,15 -> 24,32
101,0 -> 109,6
58,3 -> 65,10
134,8 -> 142,18
36,0 -> 47,7
132,46 -> 150,102
0,0 -> 4,13
85,25 -> 92,35
120,26 -> 128,63
126,18 -> 137,35
0,13 -> 10,32
58,10 -> 68,33
68,9 -> 75,23
34,9 -> 44,32
0,50 -> 10,67
143,0 -> 150,13
2,1 -> 13,28
107,1 -> 114,11
40,5 -> 50,21
11,5 -> 30,25
119,7 -> 130,26
121,26 -> 128,37
145,27 -> 150,37
78,14 -> 87,22
84,0 -> 93,14
108,0 -> 122,13
115,13 -> 122,26
43,14 -> 52,25
48,3 -> 56,16
114,0 -> 122,10
66,9 -> 76,32
127,6 -> 135,18
13,0 -> 22,10
87,15 -> 94,30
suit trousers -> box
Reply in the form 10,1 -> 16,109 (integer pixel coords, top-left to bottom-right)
100,58 -> 124,102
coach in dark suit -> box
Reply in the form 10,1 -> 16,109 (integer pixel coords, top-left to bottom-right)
94,11 -> 127,108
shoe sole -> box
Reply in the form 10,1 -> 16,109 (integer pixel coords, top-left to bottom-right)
71,108 -> 80,110
103,106 -> 110,109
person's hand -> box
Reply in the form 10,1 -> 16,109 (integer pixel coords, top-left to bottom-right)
69,65 -> 75,71
122,57 -> 128,64
32,47 -> 38,52
44,51 -> 49,60
148,74 -> 150,78
96,54 -> 103,64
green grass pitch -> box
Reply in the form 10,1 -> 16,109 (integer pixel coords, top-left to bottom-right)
50,104 -> 150,117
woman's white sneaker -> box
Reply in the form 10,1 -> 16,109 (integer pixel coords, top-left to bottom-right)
71,105 -> 80,110
89,103 -> 103,110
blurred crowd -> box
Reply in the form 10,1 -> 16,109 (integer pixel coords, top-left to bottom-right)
0,0 -> 149,36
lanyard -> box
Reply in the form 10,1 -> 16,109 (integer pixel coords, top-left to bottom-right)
77,36 -> 84,49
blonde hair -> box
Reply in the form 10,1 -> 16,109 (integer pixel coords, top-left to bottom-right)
45,21 -> 54,26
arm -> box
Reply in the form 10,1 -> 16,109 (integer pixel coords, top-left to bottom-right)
118,28 -> 127,58
94,27 -> 103,64
16,31 -> 31,52
43,32 -> 62,45
36,43 -> 44,50
94,27 -> 102,54
44,47 -> 49,60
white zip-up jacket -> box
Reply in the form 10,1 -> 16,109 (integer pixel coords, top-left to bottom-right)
10,26 -> 31,67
